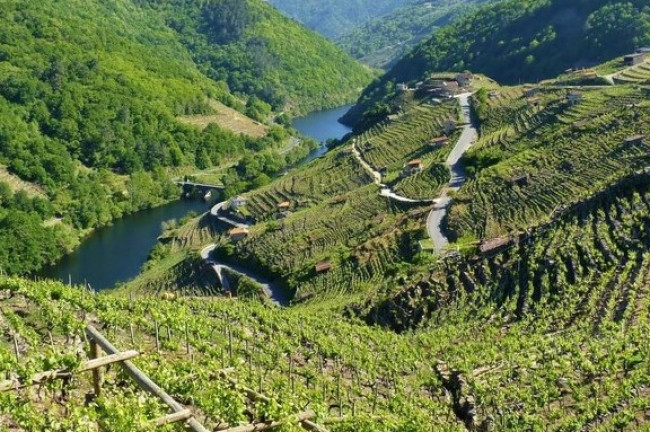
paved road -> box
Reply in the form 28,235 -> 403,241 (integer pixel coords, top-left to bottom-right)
210,201 -> 251,229
380,187 -> 435,204
200,245 -> 289,306
426,93 -> 478,253
352,140 -> 434,204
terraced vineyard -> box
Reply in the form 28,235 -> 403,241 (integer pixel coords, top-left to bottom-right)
391,163 -> 450,200
369,170 -> 650,331
231,186 -> 422,297
244,150 -> 372,221
451,85 -> 650,239
615,61 -> 650,84
355,102 -> 459,177
3,257 -> 649,431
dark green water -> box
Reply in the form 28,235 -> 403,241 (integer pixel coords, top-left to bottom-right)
43,105 -> 353,291
42,200 -> 208,291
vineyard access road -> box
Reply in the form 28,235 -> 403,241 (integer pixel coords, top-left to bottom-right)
426,93 -> 478,253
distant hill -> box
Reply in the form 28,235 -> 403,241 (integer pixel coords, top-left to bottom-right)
337,0 -> 496,69
343,0 -> 650,126
136,0 -> 373,113
267,0 -> 411,40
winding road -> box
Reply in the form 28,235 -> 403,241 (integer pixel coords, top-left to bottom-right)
210,201 -> 251,229
198,94 -> 477,300
200,244 -> 289,306
352,140 -> 435,204
426,93 -> 478,253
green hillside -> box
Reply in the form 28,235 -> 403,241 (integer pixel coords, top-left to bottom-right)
135,0 -> 374,113
343,0 -> 650,126
267,0 -> 410,40
337,0 -> 495,69
0,0 -> 370,276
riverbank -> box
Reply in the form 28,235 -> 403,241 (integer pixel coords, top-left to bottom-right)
43,104 -> 356,295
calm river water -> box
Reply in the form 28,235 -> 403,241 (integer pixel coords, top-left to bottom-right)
43,104 -> 353,290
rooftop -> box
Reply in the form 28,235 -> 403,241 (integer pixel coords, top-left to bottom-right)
479,237 -> 511,253
315,260 -> 332,273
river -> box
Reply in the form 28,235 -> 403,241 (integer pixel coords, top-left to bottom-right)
43,104 -> 354,291
294,104 -> 353,160
41,200 -> 208,291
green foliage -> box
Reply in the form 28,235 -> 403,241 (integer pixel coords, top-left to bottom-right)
450,85 -> 650,240
0,0 -> 367,275
345,0 -> 650,126
135,0 -> 374,113
338,0 -> 497,69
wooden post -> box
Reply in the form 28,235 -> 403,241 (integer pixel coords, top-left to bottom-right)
90,340 -> 102,397
48,331 -> 55,349
289,356 -> 294,392
130,323 -> 135,346
12,333 -> 20,362
337,376 -> 342,417
155,321 -> 160,353
228,327 -> 233,363
86,325 -> 209,432
184,320 -> 190,355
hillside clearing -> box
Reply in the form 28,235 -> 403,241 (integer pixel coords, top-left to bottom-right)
178,100 -> 268,138
0,166 -> 45,198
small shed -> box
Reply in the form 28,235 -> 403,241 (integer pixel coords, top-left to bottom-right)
572,119 -> 589,130
624,135 -> 645,146
277,201 -> 291,210
479,237 -> 512,255
624,53 -> 647,66
228,227 -> 250,242
429,136 -> 450,147
396,83 -> 409,92
403,159 -> 423,176
315,260 -> 332,274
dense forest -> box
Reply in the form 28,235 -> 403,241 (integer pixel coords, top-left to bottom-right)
134,0 -> 373,113
343,0 -> 650,126
338,0 -> 496,69
0,0 -> 369,276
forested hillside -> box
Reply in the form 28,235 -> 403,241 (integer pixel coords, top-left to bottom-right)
343,0 -> 650,126
338,0 -> 495,69
267,0 -> 410,40
0,0 -> 370,276
134,0 -> 373,112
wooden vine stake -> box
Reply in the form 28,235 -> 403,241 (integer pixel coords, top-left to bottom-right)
12,333 -> 19,362
184,320 -> 190,355
89,339 -> 102,397
155,321 -> 160,353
